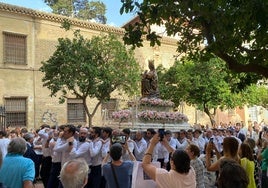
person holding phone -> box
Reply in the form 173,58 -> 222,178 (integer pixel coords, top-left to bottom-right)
121,128 -> 135,161
102,143 -> 136,188
142,133 -> 196,188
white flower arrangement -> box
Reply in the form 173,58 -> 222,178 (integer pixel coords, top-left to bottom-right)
138,110 -> 188,123
111,109 -> 132,120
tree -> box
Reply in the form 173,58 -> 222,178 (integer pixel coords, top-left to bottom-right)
40,30 -> 141,126
244,84 -> 268,109
120,0 -> 268,77
158,57 -> 261,126
45,0 -> 107,24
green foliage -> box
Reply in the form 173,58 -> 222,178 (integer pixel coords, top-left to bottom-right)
120,0 -> 268,77
158,57 -> 267,124
45,0 -> 107,24
40,30 -> 141,124
243,84 -> 268,109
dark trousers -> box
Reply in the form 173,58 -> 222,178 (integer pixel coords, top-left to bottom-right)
40,156 -> 52,188
35,154 -> 43,178
47,162 -> 61,188
100,176 -> 106,188
86,165 -> 102,188
262,170 -> 268,188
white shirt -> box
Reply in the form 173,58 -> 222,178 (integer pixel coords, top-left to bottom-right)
38,128 -> 51,157
49,138 -> 61,163
89,137 -> 102,166
133,138 -> 147,161
193,136 -> 206,153
33,136 -> 43,155
122,138 -> 134,161
70,141 -> 91,165
157,143 -> 169,163
53,137 -> 77,166
0,138 -> 10,158
168,137 -> 177,150
101,138 -> 110,158
176,138 -> 188,150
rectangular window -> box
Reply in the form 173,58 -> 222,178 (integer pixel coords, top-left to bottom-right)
67,99 -> 86,123
101,99 -> 118,119
5,98 -> 27,127
3,32 -> 27,65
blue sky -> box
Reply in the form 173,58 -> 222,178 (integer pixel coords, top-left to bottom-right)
0,0 -> 136,27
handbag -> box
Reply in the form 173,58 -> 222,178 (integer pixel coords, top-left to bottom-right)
111,163 -> 120,188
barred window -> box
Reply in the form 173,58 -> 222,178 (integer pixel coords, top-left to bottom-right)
101,99 -> 118,118
5,98 -> 27,127
3,32 -> 27,65
67,99 -> 86,123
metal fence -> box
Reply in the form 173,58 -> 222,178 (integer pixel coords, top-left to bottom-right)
0,106 -> 6,131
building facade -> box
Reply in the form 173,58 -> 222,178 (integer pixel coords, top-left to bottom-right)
0,3 -> 179,130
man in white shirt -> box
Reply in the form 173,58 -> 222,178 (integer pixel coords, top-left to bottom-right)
54,124 -> 77,166
121,128 -> 134,161
193,129 -> 206,154
38,124 -> 53,187
176,129 -> 188,150
87,126 -> 103,188
0,131 -> 10,158
101,127 -> 112,159
133,130 -> 147,161
47,125 -> 64,188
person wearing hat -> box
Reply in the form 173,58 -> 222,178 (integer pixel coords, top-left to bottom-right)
102,143 -> 136,188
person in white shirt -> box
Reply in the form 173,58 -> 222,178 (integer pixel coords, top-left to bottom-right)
38,124 -> 53,187
70,127 -> 91,165
121,128 -> 135,161
0,131 -> 10,158
47,125 -> 64,188
87,126 -> 103,188
101,127 -> 112,159
54,124 -> 78,187
133,130 -> 147,161
100,127 -> 112,188
176,129 -> 189,150
193,129 -> 206,154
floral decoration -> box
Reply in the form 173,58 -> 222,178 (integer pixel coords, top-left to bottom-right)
139,98 -> 175,107
137,110 -> 188,123
111,109 -> 132,120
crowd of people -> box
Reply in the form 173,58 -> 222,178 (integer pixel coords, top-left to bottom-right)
0,120 -> 267,188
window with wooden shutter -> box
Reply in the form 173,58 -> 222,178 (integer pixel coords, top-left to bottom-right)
3,32 -> 27,65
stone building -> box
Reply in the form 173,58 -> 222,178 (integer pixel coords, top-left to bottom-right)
0,3 -> 179,130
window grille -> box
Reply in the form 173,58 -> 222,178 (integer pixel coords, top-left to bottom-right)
5,98 -> 27,127
67,99 -> 86,123
3,32 -> 27,65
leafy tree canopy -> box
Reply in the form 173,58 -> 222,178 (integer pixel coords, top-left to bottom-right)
40,30 -> 141,125
45,0 -> 107,24
120,0 -> 268,77
158,57 -> 267,125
